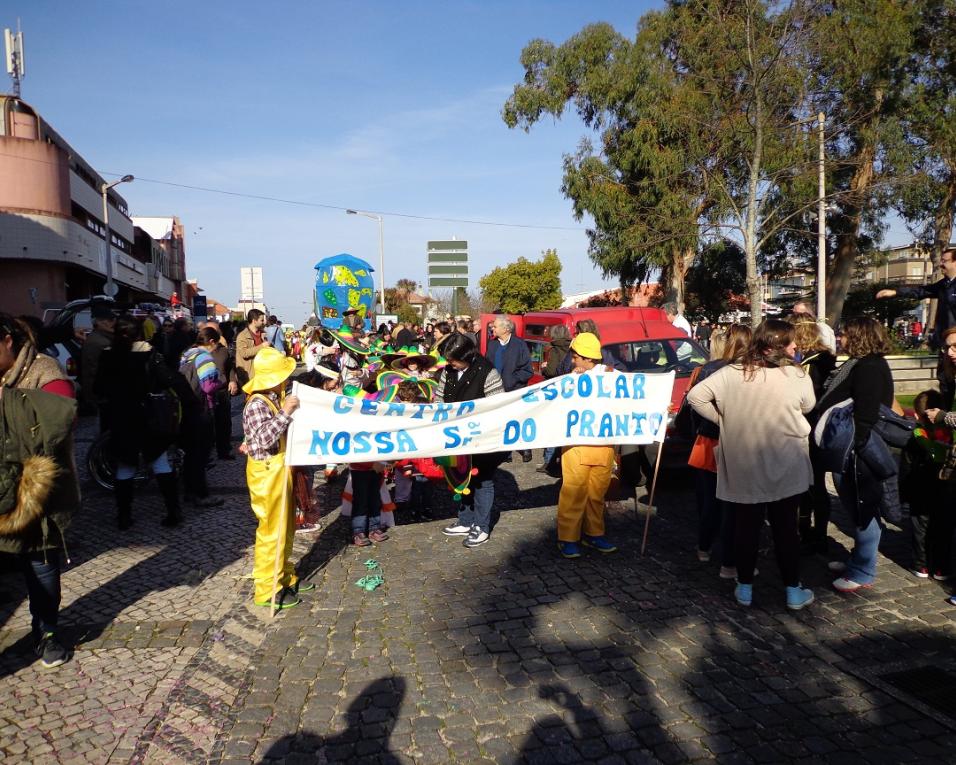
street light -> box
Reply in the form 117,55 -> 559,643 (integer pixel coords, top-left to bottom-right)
815,112 -> 826,320
346,209 -> 385,314
101,174 -> 134,298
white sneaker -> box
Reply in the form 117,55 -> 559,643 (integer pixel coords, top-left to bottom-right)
464,530 -> 489,548
442,523 -> 472,536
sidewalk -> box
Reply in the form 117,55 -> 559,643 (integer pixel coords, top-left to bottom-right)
1,418 -> 955,763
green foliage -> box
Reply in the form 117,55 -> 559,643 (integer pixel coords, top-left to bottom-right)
384,278 -> 419,313
684,241 -> 748,323
505,1 -> 945,327
395,304 -> 420,325
479,250 -> 563,314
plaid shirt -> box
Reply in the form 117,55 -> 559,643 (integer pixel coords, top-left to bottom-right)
242,392 -> 292,460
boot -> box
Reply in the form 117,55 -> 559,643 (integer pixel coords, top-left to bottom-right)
156,472 -> 182,527
115,479 -> 134,530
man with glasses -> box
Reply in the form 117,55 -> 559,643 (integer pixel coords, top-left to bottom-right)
878,247 -> 956,405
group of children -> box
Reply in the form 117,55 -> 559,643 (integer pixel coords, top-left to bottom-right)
284,326 -> 453,547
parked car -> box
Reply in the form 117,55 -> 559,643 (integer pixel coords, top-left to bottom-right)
39,296 -> 117,396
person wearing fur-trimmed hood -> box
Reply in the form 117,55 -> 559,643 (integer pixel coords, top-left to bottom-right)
0,314 -> 79,668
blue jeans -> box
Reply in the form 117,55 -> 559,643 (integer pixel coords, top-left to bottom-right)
350,470 -> 382,535
20,551 -> 61,639
458,477 -> 495,533
116,450 -> 172,480
844,516 -> 882,584
543,446 -> 555,465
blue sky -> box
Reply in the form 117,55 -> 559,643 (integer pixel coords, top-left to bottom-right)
13,1 -> 913,323
14,1 -> 660,322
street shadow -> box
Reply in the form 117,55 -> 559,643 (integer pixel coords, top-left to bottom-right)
256,676 -> 406,763
459,466 -> 956,763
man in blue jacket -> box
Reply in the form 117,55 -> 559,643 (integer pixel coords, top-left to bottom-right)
486,315 -> 534,461
877,247 -> 956,405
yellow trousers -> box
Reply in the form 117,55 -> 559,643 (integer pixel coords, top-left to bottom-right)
557,445 -> 615,542
247,453 -> 297,603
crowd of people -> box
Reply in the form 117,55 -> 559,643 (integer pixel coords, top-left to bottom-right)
3,262 -> 956,662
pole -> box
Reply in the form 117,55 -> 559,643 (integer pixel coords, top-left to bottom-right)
639,440 -> 666,557
101,186 -> 115,298
817,111 -> 826,320
378,217 -> 385,314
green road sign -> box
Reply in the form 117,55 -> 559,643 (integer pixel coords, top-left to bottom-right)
427,252 -> 468,263
428,264 -> 469,275
428,277 -> 469,288
427,240 -> 468,252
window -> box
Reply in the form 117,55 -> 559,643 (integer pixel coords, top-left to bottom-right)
604,339 -> 707,376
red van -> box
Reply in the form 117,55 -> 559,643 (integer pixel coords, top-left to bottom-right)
479,307 -> 707,412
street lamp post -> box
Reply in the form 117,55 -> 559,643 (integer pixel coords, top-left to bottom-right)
101,174 -> 134,298
346,209 -> 385,314
816,112 -> 826,320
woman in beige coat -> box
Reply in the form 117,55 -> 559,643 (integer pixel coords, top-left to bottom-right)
688,319 -> 815,611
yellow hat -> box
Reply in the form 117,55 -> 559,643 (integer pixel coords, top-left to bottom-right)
570,332 -> 602,361
242,346 -> 297,394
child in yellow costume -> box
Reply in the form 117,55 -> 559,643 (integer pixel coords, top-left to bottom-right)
241,347 -> 312,609
557,333 -> 618,559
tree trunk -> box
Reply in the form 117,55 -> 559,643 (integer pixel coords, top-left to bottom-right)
824,92 -> 882,327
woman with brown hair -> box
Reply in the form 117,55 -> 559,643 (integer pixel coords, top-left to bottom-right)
816,317 -> 895,592
688,319 -> 816,610
687,323 -> 752,578
793,318 -> 838,554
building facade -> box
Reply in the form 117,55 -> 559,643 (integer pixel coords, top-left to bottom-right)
0,95 -> 178,316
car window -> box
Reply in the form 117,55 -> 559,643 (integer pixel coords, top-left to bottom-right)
525,340 -> 547,375
605,339 -> 707,375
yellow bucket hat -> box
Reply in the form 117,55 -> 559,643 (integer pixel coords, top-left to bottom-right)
570,332 -> 602,361
242,346 -> 297,394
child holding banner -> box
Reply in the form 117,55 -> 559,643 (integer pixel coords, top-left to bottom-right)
556,333 -> 619,559
437,333 -> 506,548
241,347 -> 310,610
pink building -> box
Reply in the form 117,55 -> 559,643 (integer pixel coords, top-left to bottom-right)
0,95 -> 179,316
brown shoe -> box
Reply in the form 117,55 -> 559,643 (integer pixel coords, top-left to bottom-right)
353,533 -> 372,547
368,529 -> 389,543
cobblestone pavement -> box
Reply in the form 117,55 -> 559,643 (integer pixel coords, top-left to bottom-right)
2,404 -> 956,764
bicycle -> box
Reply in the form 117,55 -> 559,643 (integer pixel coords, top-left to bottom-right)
86,431 -> 184,491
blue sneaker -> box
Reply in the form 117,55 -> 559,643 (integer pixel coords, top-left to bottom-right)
558,541 -> 581,558
582,535 -> 618,553
734,583 -> 752,606
786,585 -> 814,611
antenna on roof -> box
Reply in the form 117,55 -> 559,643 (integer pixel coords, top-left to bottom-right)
4,19 -> 25,97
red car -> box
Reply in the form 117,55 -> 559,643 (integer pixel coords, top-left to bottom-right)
479,307 -> 708,413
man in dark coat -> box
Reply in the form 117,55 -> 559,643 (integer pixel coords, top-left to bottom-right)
485,315 -> 534,461
878,247 -> 956,406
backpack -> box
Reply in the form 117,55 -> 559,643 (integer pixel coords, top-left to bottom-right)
144,352 -> 181,438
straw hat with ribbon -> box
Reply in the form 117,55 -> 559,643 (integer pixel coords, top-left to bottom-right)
384,346 -> 436,372
242,346 -> 297,395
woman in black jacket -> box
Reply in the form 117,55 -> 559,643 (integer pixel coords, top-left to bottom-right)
816,317 -> 895,592
436,333 -> 505,548
794,318 -> 838,554
95,315 -> 195,529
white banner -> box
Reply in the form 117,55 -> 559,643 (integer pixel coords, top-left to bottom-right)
285,371 -> 675,466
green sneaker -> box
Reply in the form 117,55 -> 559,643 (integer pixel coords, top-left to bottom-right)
254,589 -> 301,610
294,581 -> 315,593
